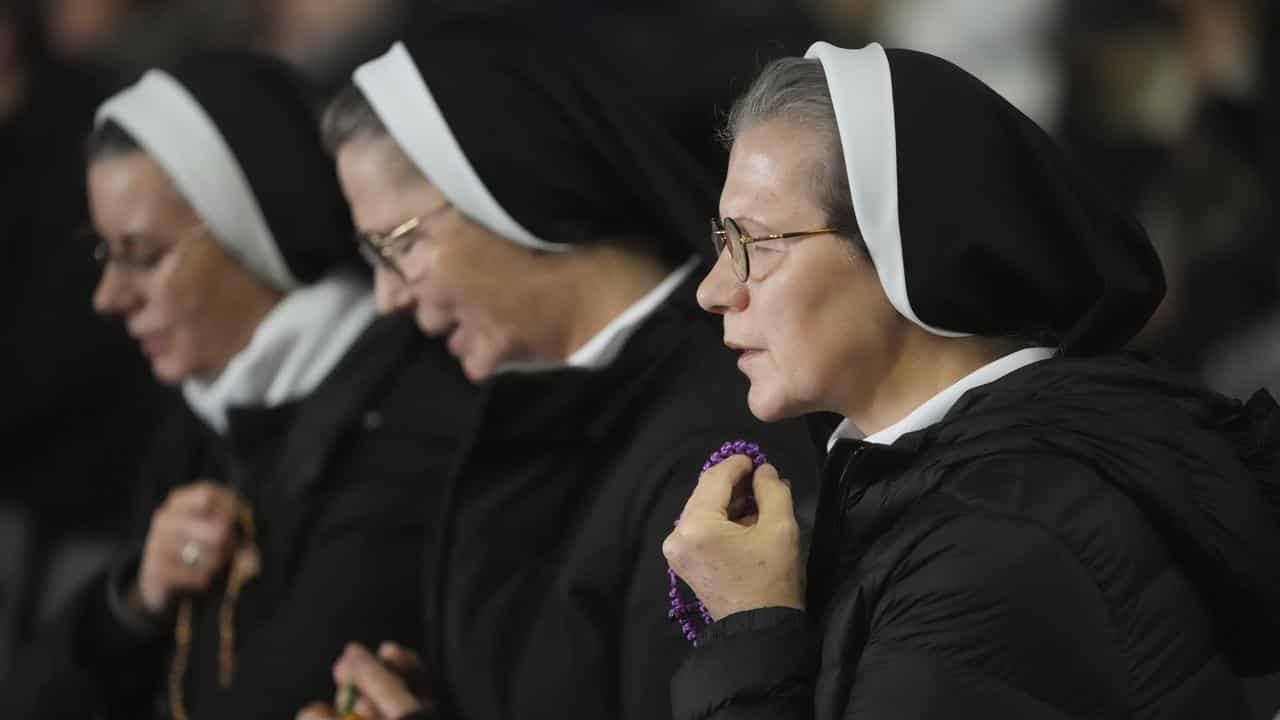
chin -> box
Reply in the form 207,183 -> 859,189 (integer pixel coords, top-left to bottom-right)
150,358 -> 188,386
745,383 -> 801,423
459,351 -> 499,384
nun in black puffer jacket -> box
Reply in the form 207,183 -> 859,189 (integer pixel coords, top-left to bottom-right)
3,54 -> 476,720
664,42 -> 1280,719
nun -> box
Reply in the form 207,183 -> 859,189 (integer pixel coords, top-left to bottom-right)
298,19 -> 820,720
663,43 -> 1280,718
4,54 -> 475,719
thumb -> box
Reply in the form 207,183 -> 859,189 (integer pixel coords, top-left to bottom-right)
751,464 -> 794,521
378,641 -> 423,676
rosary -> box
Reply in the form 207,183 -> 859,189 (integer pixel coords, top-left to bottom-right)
667,440 -> 766,647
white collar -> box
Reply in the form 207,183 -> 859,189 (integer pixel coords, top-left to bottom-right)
827,346 -> 1055,451
183,270 -> 377,433
566,256 -> 698,369
495,256 -> 698,375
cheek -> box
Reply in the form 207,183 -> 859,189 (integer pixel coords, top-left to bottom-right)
159,261 -> 233,370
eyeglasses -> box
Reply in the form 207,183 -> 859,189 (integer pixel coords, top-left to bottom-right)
710,217 -> 838,281
355,204 -> 451,280
88,223 -> 206,274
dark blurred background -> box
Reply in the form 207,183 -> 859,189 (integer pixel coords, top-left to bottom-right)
1,0 -> 1276,713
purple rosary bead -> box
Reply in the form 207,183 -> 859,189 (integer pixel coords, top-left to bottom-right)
668,440 -> 766,647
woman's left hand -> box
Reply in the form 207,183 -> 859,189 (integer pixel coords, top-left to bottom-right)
662,455 -> 805,621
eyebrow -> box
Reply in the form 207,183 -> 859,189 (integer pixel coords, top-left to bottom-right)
113,233 -> 168,253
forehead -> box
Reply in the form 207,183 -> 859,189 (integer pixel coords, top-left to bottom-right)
720,120 -> 827,223
336,136 -> 441,231
87,152 -> 196,232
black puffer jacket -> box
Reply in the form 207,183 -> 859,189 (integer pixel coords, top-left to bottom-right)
672,355 -> 1280,719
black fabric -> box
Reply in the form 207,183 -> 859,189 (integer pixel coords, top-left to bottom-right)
145,53 -> 360,283
424,273 -> 821,720
3,315 -> 477,719
396,16 -> 719,265
672,355 -> 1280,719
0,57 -> 174,531
881,49 -> 1165,355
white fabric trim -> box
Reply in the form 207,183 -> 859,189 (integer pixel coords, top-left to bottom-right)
495,256 -> 698,375
827,346 -> 1055,450
804,42 -> 967,338
353,42 -> 566,253
95,70 -> 298,290
183,270 -> 377,433
567,256 -> 699,369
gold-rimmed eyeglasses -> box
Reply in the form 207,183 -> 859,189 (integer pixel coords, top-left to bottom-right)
356,204 -> 451,280
711,217 -> 838,281
87,223 -> 207,274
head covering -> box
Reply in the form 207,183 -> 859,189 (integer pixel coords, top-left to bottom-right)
95,52 -> 358,289
351,17 -> 717,265
805,42 -> 1165,355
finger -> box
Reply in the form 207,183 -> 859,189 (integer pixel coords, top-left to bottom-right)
684,454 -> 754,516
296,702 -> 339,720
156,531 -> 233,575
179,516 -> 237,553
151,557 -> 223,594
353,696 -> 382,720
377,642 -> 423,676
345,644 -> 422,717
170,482 -> 239,518
751,464 -> 795,521
334,642 -> 369,687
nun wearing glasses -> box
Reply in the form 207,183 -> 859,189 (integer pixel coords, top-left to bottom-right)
296,17 -> 820,720
4,54 -> 475,720
662,43 -> 1280,719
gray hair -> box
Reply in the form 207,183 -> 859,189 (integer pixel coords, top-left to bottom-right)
722,58 -> 863,254
320,84 -> 388,154
320,83 -> 423,182
85,120 -> 141,163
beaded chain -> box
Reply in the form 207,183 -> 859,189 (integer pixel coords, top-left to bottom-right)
667,440 -> 766,647
169,503 -> 261,720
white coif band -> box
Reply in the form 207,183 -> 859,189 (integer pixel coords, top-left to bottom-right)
96,70 -> 298,290
804,41 -> 968,338
353,42 -> 567,253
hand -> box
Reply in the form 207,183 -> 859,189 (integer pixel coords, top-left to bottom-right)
132,481 -> 240,616
1170,0 -> 1255,93
296,642 -> 431,720
663,455 -> 805,620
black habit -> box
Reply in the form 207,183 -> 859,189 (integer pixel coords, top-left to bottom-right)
5,315 -> 476,719
4,52 -> 479,719
418,274 -> 821,720
350,22 -> 823,718
669,41 -> 1280,720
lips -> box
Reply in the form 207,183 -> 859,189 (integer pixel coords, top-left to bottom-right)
726,340 -> 764,373
446,325 -> 465,356
137,331 -> 169,358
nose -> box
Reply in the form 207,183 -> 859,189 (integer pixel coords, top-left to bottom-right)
696,249 -> 748,315
92,265 -> 141,316
372,265 -> 415,314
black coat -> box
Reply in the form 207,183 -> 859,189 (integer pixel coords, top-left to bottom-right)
420,274 -> 822,720
5,314 -> 476,719
672,356 -> 1280,719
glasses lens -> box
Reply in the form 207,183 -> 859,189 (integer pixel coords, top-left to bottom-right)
723,218 -> 748,280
